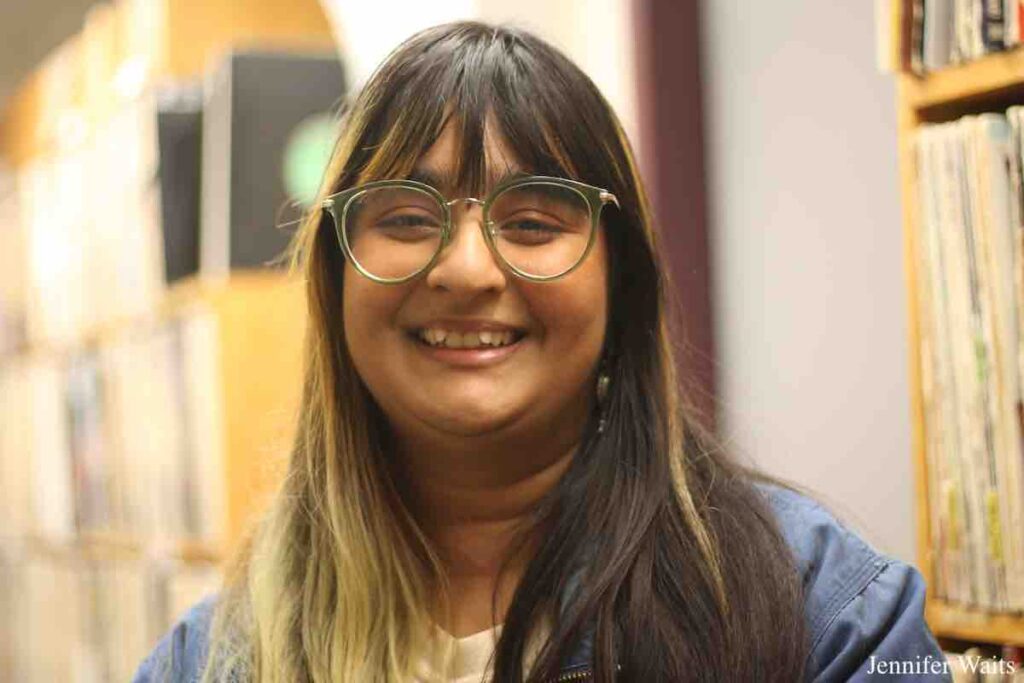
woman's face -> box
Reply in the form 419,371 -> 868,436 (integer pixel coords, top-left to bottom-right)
343,122 -> 608,446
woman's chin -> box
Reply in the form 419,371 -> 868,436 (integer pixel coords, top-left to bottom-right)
417,402 -> 523,437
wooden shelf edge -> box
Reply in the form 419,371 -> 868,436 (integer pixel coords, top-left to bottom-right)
0,532 -> 222,565
900,48 -> 1024,112
0,269 -> 302,363
80,530 -> 223,563
926,599 -> 1024,646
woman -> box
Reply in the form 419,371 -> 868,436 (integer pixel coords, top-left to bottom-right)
134,21 -> 946,682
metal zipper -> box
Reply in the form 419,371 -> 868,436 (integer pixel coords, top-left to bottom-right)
550,662 -> 620,681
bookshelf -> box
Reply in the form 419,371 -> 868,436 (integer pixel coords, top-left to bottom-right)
0,0 -> 326,547
896,44 -> 1024,648
0,0 -> 328,678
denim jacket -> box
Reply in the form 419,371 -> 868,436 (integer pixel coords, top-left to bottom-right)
132,483 -> 949,682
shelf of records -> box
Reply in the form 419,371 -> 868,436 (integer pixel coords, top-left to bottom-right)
0,540 -> 220,682
0,85 -> 174,356
913,106 -> 1024,616
0,302 -> 229,550
897,0 -> 1024,74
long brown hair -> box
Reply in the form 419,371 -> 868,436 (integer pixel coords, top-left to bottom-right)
203,21 -> 810,682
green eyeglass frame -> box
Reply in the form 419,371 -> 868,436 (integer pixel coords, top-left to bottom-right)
320,175 -> 620,284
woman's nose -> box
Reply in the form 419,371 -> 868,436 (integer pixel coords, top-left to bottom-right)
423,202 -> 507,292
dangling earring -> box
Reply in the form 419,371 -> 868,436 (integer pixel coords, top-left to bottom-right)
596,363 -> 611,434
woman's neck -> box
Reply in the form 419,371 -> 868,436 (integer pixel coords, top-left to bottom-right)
403,438 -> 576,568
393,419 -> 582,636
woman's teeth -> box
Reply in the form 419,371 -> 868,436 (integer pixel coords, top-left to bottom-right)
417,329 -> 519,348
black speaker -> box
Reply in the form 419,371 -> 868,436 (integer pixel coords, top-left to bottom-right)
200,49 -> 346,274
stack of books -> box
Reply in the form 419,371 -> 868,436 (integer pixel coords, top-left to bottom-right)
0,540 -> 220,681
0,308 -> 227,543
914,109 -> 1024,614
888,0 -> 1024,73
0,306 -> 226,680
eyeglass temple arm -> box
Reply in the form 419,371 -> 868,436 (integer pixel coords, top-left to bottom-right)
600,191 -> 620,209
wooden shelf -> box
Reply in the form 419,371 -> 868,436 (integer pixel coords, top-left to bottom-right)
79,531 -> 222,564
0,270 -> 291,363
900,48 -> 1024,121
13,532 -> 221,565
926,600 -> 1024,646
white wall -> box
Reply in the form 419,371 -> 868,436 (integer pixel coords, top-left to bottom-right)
700,3 -> 915,563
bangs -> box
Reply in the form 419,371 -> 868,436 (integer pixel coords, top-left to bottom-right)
349,25 -> 592,196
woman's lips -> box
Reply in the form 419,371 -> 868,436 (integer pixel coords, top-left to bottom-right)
407,330 -> 526,367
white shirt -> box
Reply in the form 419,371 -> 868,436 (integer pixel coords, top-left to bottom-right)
415,621 -> 549,682
415,625 -> 501,683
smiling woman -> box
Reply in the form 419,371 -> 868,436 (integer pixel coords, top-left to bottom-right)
132,20 -> 947,683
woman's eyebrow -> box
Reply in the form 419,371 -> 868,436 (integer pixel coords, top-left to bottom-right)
406,168 -> 451,190
406,167 -> 531,194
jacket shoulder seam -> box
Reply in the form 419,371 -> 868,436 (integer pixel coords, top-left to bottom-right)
808,555 -> 891,655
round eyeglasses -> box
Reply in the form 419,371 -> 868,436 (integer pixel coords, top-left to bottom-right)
321,175 -> 619,284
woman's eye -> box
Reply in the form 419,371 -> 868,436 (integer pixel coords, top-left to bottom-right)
373,212 -> 442,241
497,219 -> 563,244
377,213 -> 439,229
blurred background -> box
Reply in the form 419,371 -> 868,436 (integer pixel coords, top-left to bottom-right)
0,0 -> 929,679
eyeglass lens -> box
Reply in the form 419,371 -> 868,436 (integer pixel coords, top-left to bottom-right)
342,182 -> 593,280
